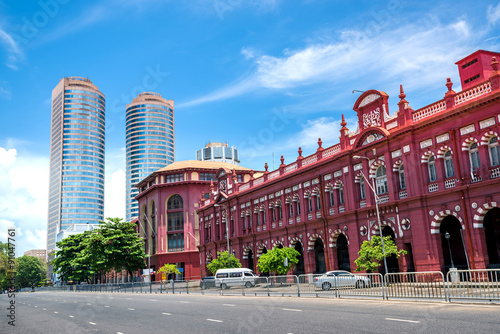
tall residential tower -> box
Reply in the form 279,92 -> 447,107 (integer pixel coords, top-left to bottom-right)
126,92 -> 174,222
47,77 -> 105,254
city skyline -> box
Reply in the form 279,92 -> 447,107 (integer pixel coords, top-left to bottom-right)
1,1 -> 500,255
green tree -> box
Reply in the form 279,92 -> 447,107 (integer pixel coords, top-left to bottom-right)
257,247 -> 300,275
0,242 -> 12,291
16,256 -> 47,288
206,251 -> 242,274
81,218 -> 146,282
157,263 -> 180,281
354,236 -> 407,272
52,231 -> 93,283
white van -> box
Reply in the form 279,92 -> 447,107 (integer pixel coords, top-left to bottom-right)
214,268 -> 258,289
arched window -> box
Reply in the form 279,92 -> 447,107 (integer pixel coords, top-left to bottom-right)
329,190 -> 334,207
316,194 -> 321,210
375,166 -> 388,195
359,178 -> 366,199
399,165 -> 406,189
288,202 -> 294,217
167,195 -> 184,251
167,195 -> 183,210
307,196 -> 313,212
469,142 -> 480,171
428,156 -> 437,182
338,184 -> 345,205
489,136 -> 500,167
444,151 -> 454,178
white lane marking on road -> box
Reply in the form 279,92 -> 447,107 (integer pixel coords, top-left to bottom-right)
104,306 -> 110,308
86,303 -> 91,305
43,308 -> 46,311
282,308 -> 302,312
223,304 -> 235,307
74,301 -> 77,303
117,332 -> 124,334
149,299 -> 157,301
207,319 -> 223,323
89,322 -> 96,325
385,318 -> 420,324
34,306 -> 37,308
162,313 -> 171,315
69,316 -> 74,318
127,298 -> 132,300
128,308 -> 135,310
54,312 -> 58,314
180,301 -> 189,303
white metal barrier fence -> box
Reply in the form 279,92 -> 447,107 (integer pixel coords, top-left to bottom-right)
446,269 -> 500,301
384,271 -> 446,301
32,270 -> 500,303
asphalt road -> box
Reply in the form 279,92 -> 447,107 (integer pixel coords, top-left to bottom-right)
0,291 -> 499,333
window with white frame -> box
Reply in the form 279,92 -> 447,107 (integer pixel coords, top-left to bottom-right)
469,142 -> 481,171
428,156 -> 437,182
278,205 -> 283,219
444,151 -> 454,178
288,202 -> 293,217
296,200 -> 301,215
307,196 -> 313,212
375,166 -> 388,195
338,185 -> 345,205
316,194 -> 321,210
488,136 -> 500,167
399,165 -> 406,189
360,178 -> 366,199
272,207 -> 276,221
329,190 -> 334,207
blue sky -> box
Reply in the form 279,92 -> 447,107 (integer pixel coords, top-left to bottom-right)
0,0 -> 499,255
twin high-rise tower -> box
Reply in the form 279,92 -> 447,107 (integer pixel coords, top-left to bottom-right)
47,78 -> 174,254
125,92 -> 174,221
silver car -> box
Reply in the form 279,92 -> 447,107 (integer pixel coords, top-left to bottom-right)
314,270 -> 371,290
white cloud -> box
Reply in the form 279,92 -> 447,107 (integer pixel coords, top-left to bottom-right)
105,169 -> 126,220
0,146 -> 49,256
0,26 -> 23,70
487,3 -> 500,25
181,18 -> 482,107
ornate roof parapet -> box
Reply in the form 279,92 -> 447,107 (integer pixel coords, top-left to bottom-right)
490,56 -> 500,91
339,114 -> 350,150
444,77 -> 456,109
397,85 -> 413,126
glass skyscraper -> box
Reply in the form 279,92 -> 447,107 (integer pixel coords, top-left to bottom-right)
47,77 -> 105,254
126,92 -> 174,222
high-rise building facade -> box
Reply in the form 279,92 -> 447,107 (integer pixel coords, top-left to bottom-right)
126,92 -> 174,222
196,142 -> 239,165
47,77 -> 105,255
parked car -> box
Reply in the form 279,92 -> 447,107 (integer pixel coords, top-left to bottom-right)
200,276 -> 216,290
314,270 -> 371,290
214,268 -> 258,289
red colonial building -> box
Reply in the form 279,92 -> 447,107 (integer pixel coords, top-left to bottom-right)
135,160 -> 257,280
193,50 -> 500,277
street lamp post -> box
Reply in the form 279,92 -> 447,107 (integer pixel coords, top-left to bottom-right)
445,231 -> 455,268
353,155 -> 389,275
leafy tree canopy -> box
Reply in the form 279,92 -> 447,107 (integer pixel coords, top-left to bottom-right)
354,235 -> 407,272
52,231 -> 93,282
16,255 -> 46,288
257,247 -> 300,275
52,218 -> 146,283
206,251 -> 242,274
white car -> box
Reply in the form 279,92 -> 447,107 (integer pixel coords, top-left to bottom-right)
314,270 -> 371,290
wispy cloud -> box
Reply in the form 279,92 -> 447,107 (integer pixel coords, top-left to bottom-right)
181,17 -> 486,108
0,26 -> 23,70
487,2 -> 500,25
0,82 -> 12,99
